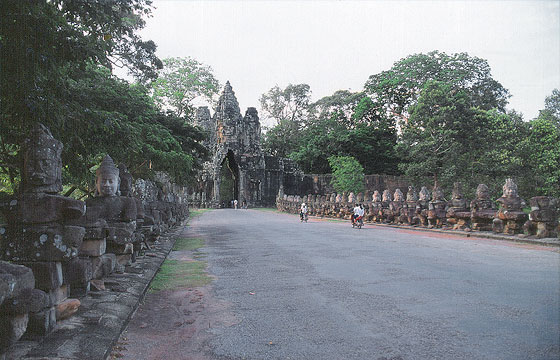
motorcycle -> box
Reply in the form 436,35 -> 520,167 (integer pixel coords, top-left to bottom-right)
300,212 -> 308,222
352,215 -> 364,229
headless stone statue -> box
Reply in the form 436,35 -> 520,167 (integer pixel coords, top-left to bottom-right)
523,196 -> 558,238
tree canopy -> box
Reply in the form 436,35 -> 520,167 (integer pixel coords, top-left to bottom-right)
150,57 -> 220,118
0,0 -> 209,194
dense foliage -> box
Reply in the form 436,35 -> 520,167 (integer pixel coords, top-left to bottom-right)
149,57 -> 220,118
0,0 -> 208,193
262,52 -> 559,198
328,156 -> 365,194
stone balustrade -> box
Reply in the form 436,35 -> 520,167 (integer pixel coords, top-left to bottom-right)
0,124 -> 190,355
277,180 -> 559,240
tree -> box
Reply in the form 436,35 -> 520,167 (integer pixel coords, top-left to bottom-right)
290,93 -> 399,175
0,0 -> 162,192
150,57 -> 220,118
260,84 -> 311,157
364,51 -> 510,127
397,80 -> 479,189
328,156 -> 365,194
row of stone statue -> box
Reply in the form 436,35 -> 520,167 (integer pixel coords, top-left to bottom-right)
0,124 -> 189,353
277,180 -> 559,239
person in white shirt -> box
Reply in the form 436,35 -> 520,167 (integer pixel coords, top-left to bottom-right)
352,204 -> 361,224
300,203 -> 308,221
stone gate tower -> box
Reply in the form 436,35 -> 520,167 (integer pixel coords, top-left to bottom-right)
193,82 -> 299,208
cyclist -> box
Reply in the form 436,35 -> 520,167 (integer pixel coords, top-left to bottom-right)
352,203 -> 361,225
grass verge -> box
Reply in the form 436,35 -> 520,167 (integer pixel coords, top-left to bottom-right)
149,236 -> 211,292
149,260 -> 211,292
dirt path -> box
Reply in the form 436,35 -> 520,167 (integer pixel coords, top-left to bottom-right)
110,222 -> 236,360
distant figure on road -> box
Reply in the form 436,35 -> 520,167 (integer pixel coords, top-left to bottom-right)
300,202 -> 308,222
234,199 -> 238,209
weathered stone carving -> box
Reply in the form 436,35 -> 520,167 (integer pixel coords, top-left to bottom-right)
390,189 -> 405,224
446,182 -> 471,230
402,186 -> 418,225
492,179 -> 527,235
380,189 -> 393,223
428,186 -> 447,228
523,196 -> 558,238
470,184 -> 496,231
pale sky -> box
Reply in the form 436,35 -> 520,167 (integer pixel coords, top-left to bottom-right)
131,0 -> 560,124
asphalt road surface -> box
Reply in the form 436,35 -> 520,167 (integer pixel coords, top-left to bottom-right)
190,209 -> 560,360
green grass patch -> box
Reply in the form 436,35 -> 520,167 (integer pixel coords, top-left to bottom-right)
189,208 -> 212,218
149,260 -> 211,292
172,237 -> 204,251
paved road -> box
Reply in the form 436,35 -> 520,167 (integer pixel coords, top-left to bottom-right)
190,209 -> 560,360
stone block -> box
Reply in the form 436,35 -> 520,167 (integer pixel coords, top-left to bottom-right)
0,224 -> 83,262
47,284 -> 69,307
20,262 -> 62,291
116,254 -> 132,267
0,261 -> 35,297
92,254 -> 116,280
70,281 -> 90,298
62,257 -> 92,285
27,307 -> 56,336
0,288 -> 48,314
55,298 -> 80,321
0,313 -> 28,351
106,242 -> 133,255
79,238 -> 106,257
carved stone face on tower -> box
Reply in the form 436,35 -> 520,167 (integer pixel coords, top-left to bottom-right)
96,155 -> 120,197
22,123 -> 63,194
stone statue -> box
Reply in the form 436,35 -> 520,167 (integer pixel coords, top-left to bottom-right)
446,182 -> 471,230
380,189 -> 393,223
492,178 -> 527,235
403,186 -> 418,225
389,189 -> 405,224
470,184 -> 496,231
523,196 -> 558,238
414,186 -> 431,226
428,186 -> 447,228
0,124 -> 86,262
82,155 -> 137,261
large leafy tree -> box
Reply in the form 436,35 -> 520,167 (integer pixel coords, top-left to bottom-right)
150,57 -> 220,118
290,93 -> 399,175
328,156 -> 365,194
364,51 -> 510,127
260,84 -> 311,157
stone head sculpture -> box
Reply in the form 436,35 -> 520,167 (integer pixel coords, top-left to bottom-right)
96,155 -> 120,197
22,123 -> 63,194
475,184 -> 490,200
432,186 -> 445,201
382,189 -> 392,202
502,178 -> 518,198
406,186 -> 418,202
393,189 -> 404,202
419,186 -> 431,201
372,190 -> 381,202
452,182 -> 463,199
118,163 -> 133,197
